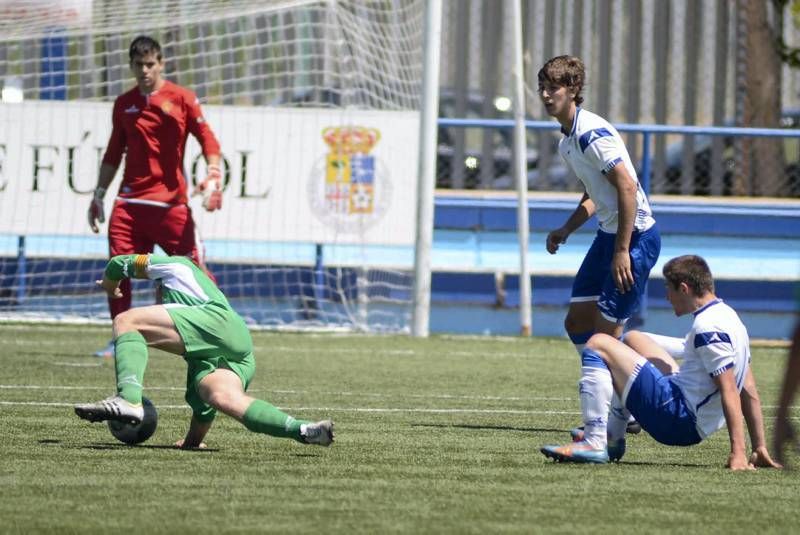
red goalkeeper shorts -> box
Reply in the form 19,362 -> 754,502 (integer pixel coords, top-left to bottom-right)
106,200 -> 209,317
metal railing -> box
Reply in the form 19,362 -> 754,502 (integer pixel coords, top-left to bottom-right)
438,118 -> 800,197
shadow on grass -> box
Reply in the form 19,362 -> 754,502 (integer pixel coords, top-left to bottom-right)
82,442 -> 220,452
617,460 -> 712,468
411,422 -> 565,433
540,458 -> 712,469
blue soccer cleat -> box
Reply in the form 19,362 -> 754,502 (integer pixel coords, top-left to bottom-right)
568,430 -> 627,462
541,441 -> 609,464
92,340 -> 115,359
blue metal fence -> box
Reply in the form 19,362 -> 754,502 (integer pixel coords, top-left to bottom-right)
437,118 -> 800,195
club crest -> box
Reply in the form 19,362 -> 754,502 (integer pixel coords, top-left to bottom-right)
308,126 -> 391,233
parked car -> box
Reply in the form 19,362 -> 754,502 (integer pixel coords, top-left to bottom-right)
436,88 -> 546,189
661,108 -> 800,196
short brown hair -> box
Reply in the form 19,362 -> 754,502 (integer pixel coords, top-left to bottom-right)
662,255 -> 715,296
537,55 -> 585,105
129,35 -> 162,61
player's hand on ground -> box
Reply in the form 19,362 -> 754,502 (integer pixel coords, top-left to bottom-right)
546,228 -> 569,254
772,415 -> 798,466
96,277 -> 122,299
612,251 -> 634,293
88,188 -> 106,233
750,446 -> 783,469
195,164 -> 223,212
174,438 -> 207,449
727,452 -> 756,471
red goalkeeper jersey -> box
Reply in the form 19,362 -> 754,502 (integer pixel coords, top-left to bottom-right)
102,80 -> 220,205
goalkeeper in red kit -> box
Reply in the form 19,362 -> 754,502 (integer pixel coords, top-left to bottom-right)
87,35 -> 223,358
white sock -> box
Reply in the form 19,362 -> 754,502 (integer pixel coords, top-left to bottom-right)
579,350 -> 612,450
607,393 -> 630,442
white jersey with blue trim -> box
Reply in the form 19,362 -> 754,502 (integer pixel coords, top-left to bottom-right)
669,299 -> 750,439
558,108 -> 655,233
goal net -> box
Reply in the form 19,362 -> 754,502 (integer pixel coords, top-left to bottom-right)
0,0 -> 424,332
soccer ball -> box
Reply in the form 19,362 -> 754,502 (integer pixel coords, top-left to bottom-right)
107,397 -> 158,445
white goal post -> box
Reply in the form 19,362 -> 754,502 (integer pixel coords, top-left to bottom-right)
0,0 -> 431,333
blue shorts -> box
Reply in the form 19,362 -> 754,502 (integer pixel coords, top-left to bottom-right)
572,224 -> 661,323
625,361 -> 702,446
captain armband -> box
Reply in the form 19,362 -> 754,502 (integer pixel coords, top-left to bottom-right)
132,254 -> 150,279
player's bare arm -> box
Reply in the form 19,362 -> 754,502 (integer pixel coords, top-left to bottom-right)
740,368 -> 782,468
96,276 -> 122,299
604,163 -> 637,293
176,415 -> 212,449
774,321 -> 800,465
88,163 -> 118,233
714,369 -> 754,470
546,192 -> 595,254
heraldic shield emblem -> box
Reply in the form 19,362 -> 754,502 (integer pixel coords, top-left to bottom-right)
308,126 -> 392,233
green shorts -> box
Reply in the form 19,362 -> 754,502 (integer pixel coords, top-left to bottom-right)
166,302 -> 256,421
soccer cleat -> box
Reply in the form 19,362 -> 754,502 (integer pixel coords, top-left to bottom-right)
607,438 -> 626,462
301,420 -> 335,446
568,430 -> 626,462
541,441 -> 609,464
92,340 -> 115,359
74,395 -> 144,425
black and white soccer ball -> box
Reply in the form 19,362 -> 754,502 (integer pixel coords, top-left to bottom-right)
107,397 -> 158,445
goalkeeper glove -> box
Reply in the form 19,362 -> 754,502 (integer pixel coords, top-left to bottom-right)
88,187 -> 106,233
196,164 -> 223,212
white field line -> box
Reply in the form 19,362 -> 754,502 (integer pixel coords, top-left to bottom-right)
0,385 -> 798,411
2,400 -> 799,420
1,383 -> 798,416
0,384 -> 573,402
0,336 -> 545,359
0,401 -> 579,415
53,361 -> 105,367
257,346 -> 539,359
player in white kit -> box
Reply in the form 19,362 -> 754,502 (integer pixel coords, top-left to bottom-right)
539,55 -> 660,436
541,255 -> 781,470
539,55 -> 660,349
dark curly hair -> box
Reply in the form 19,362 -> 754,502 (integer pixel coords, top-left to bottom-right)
537,55 -> 585,106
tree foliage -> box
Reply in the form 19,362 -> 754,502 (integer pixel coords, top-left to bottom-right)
774,0 -> 800,67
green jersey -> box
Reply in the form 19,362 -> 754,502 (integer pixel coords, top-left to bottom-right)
105,254 -> 231,309
105,254 -> 255,421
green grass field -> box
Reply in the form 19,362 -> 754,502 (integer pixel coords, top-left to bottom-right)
2,324 -> 798,534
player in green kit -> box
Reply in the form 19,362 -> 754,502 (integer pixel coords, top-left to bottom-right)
75,253 -> 334,448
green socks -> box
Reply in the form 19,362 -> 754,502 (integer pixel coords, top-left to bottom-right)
243,399 -> 306,441
114,331 -> 148,405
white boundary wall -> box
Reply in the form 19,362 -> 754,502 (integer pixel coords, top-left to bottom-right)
0,101 -> 419,248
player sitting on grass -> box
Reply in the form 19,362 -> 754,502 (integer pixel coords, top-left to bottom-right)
75,254 -> 334,448
541,255 -> 780,470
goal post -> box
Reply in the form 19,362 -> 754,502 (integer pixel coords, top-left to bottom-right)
0,0 -> 429,333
